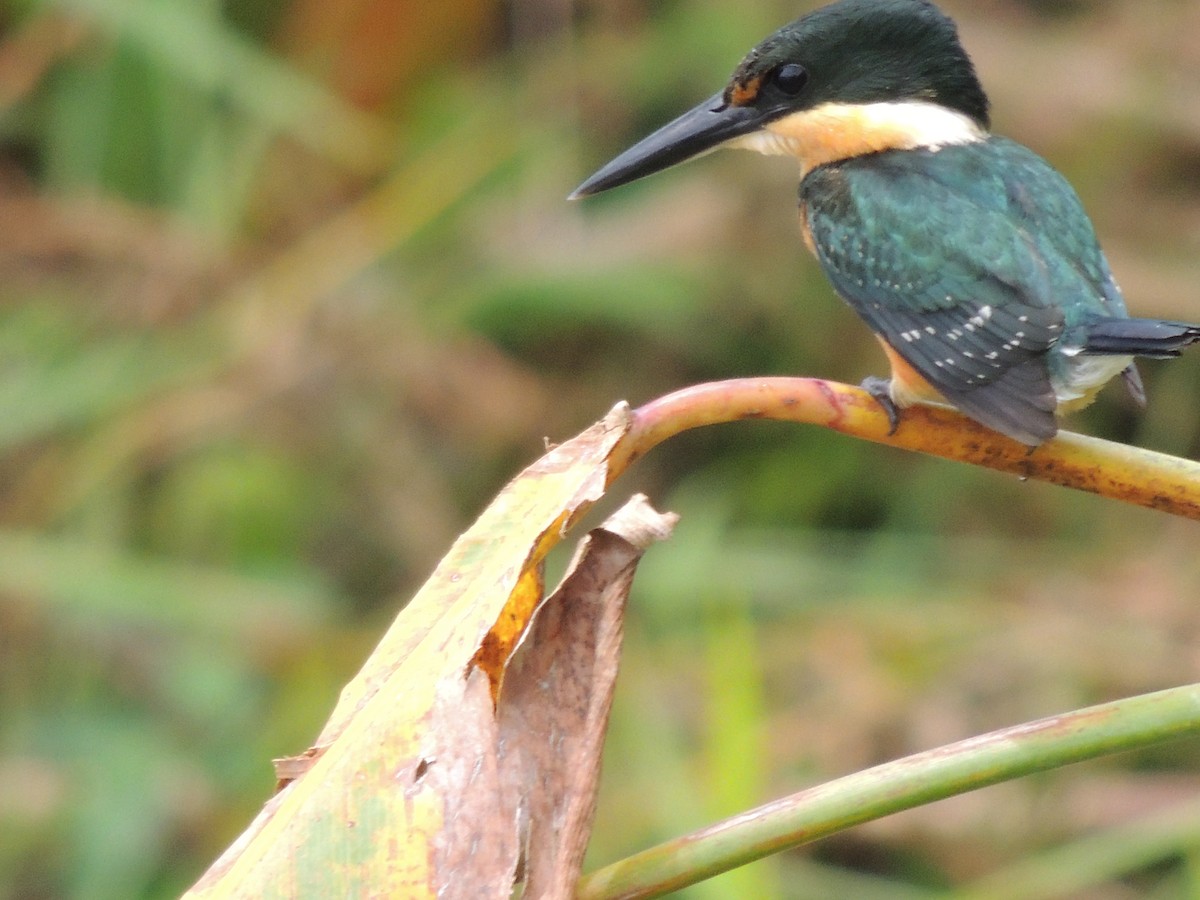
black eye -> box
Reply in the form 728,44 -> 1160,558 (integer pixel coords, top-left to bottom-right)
772,63 -> 809,95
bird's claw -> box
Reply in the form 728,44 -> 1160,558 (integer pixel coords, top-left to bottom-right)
860,376 -> 901,435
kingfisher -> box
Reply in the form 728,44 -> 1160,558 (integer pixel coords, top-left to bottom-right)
570,0 -> 1200,446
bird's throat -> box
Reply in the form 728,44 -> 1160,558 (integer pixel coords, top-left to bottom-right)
730,100 -> 986,177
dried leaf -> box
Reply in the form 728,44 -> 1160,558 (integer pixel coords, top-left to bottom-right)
185,406 -> 638,899
500,496 -> 679,900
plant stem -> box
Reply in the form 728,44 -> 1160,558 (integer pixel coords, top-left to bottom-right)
578,684 -> 1200,900
607,379 -> 1200,519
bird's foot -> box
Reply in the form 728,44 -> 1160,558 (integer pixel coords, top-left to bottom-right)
860,376 -> 901,435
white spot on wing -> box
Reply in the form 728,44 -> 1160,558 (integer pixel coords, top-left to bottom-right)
968,306 -> 993,329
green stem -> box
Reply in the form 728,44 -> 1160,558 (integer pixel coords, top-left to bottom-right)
578,684 -> 1200,900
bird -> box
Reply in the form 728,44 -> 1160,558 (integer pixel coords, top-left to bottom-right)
569,0 -> 1200,446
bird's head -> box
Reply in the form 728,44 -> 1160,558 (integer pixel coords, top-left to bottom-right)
570,0 -> 990,198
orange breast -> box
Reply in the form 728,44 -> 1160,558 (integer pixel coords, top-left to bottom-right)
877,338 -> 943,408
798,205 -> 818,257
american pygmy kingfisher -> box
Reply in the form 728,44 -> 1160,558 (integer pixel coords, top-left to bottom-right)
571,0 -> 1200,446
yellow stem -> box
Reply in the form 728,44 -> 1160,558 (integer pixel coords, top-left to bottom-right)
605,378 -> 1200,520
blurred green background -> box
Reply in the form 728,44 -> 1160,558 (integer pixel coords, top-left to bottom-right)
1,0 -> 1199,896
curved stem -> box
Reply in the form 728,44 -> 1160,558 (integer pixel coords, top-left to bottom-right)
607,378 -> 1200,519
577,684 -> 1200,900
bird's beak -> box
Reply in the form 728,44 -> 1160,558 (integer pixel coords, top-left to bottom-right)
569,90 -> 772,199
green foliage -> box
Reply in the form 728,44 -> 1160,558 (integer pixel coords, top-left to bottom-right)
1,0 -> 1199,897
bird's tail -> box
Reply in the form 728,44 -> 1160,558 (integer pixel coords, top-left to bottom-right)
1081,317 -> 1200,359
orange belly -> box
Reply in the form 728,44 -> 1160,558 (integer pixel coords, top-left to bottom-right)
877,338 -> 942,407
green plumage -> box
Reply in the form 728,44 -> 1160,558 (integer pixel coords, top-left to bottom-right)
801,136 -> 1131,443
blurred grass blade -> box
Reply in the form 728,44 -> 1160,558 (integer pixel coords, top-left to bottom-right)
699,600 -> 778,900
219,105 -> 516,347
578,684 -> 1200,899
0,529 -> 332,638
956,796 -> 1200,900
0,314 -> 218,451
42,0 -> 395,173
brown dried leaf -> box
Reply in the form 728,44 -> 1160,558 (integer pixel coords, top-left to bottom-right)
185,406 -> 638,899
426,666 -> 517,899
499,496 -> 679,900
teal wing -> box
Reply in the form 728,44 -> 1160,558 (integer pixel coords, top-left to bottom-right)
799,137 -> 1118,444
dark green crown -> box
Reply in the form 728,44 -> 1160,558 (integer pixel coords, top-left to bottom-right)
727,0 -> 990,127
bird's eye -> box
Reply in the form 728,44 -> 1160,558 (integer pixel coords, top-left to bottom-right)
772,63 -> 809,95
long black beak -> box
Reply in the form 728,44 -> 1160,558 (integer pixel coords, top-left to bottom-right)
569,91 -> 773,199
